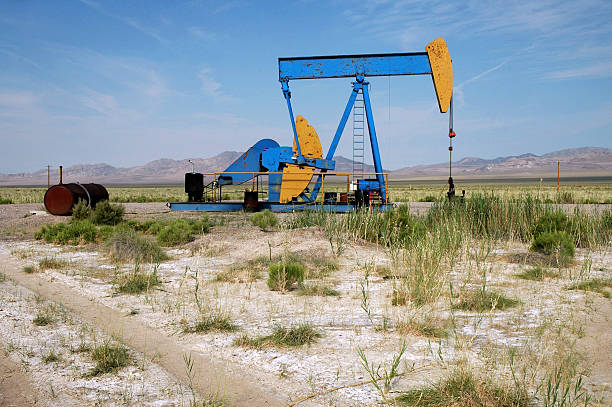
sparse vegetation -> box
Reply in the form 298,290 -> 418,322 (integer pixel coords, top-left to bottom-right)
234,323 -> 321,348
182,312 -> 238,333
33,313 -> 53,326
114,263 -> 161,294
42,351 -> 61,364
104,228 -> 167,263
396,367 -> 532,406
38,257 -> 68,270
568,278 -> 612,298
0,196 -> 13,204
453,289 -> 520,312
88,341 -> 131,376
396,315 -> 449,338
250,210 -> 279,231
22,265 -> 37,274
267,261 -> 305,291
516,266 -> 558,281
296,282 -> 339,297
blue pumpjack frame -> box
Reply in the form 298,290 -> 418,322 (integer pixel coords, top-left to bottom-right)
278,52 -> 434,202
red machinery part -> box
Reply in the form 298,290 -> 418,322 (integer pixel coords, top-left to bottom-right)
44,183 -> 109,216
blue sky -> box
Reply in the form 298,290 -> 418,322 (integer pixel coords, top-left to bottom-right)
1,0 -> 611,173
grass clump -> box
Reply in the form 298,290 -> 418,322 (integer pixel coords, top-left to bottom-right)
182,312 -> 238,333
35,220 -> 97,245
157,216 -> 211,246
23,265 -> 37,274
114,263 -> 161,294
38,257 -> 68,271
530,231 -> 575,266
516,266 -> 558,281
33,313 -> 53,326
396,367 -> 532,406
42,351 -> 61,364
568,278 -> 612,298
251,210 -> 278,231
90,200 -> 124,225
104,228 -> 167,263
234,323 -> 321,348
296,283 -> 339,297
267,261 -> 305,291
0,196 -> 13,204
453,289 -> 520,312
88,341 -> 131,376
396,315 -> 449,338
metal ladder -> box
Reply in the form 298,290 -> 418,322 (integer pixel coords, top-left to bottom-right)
352,89 -> 365,179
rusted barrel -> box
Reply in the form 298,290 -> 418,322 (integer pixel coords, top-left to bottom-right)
243,191 -> 259,212
44,183 -> 109,216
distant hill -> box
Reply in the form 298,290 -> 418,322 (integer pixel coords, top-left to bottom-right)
392,147 -> 612,179
1,147 -> 610,186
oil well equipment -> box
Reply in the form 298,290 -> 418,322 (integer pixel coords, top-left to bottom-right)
170,38 -> 454,212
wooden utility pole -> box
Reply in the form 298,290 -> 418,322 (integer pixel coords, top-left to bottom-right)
557,160 -> 560,192
47,165 -> 51,188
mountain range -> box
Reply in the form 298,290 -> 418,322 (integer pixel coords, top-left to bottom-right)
1,147 -> 610,186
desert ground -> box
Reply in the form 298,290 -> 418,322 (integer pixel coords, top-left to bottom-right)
0,189 -> 610,406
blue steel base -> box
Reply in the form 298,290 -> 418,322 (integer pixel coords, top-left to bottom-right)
169,201 -> 392,213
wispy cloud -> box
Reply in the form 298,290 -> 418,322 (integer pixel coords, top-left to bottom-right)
198,66 -> 238,102
0,91 -> 40,108
188,27 -> 217,42
77,0 -> 166,44
548,61 -> 612,80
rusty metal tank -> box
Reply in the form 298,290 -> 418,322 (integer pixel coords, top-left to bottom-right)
44,183 -> 109,216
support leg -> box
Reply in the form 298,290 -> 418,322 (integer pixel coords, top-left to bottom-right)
362,83 -> 386,201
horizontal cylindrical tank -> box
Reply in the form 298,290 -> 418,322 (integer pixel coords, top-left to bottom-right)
44,183 -> 109,216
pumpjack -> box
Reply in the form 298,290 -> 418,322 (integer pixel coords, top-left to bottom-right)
171,38 -> 454,212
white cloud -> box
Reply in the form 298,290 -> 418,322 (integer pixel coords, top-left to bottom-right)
197,66 -> 238,102
188,27 -> 217,42
77,0 -> 166,44
0,91 -> 39,108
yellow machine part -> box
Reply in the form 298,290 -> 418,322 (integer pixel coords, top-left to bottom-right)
280,115 -> 323,203
426,38 -> 453,113
293,115 -> 323,158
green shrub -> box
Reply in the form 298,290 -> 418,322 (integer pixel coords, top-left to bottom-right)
0,196 -> 13,204
532,211 -> 572,238
88,341 -> 131,376
71,199 -> 90,221
419,195 -> 438,202
267,261 -> 305,291
385,205 -> 427,245
157,216 -> 211,246
251,210 -> 278,231
530,231 -> 575,265
35,220 -> 97,245
90,200 -> 124,225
